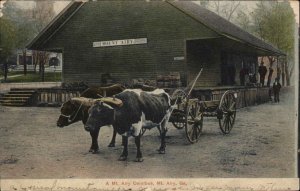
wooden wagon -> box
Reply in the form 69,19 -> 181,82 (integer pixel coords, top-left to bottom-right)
168,69 -> 237,143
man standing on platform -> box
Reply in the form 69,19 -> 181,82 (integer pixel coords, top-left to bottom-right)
258,61 -> 267,86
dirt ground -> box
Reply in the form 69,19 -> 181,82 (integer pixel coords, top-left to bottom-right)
0,89 -> 297,178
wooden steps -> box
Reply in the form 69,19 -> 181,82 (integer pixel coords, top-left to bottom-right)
0,89 -> 37,106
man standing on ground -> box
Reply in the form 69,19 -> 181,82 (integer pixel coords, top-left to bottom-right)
273,78 -> 282,102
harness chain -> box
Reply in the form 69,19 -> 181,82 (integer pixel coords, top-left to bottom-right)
60,103 -> 83,123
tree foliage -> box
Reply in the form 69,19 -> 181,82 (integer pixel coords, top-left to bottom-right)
202,0 -> 296,86
252,1 -> 295,55
0,17 -> 16,59
199,0 -> 241,21
251,1 -> 295,86
1,0 -> 55,77
2,0 -> 55,49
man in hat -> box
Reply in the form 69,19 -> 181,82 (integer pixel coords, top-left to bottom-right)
273,78 -> 282,103
258,61 -> 267,86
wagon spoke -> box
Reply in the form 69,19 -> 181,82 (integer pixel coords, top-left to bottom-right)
219,91 -> 237,134
227,116 -> 232,131
222,117 -> 227,130
229,97 -> 234,110
190,126 -> 196,139
171,110 -> 186,129
230,114 -> 235,121
185,102 -> 203,143
224,118 -> 228,133
192,127 -> 197,140
227,117 -> 231,132
225,95 -> 230,108
229,102 -> 236,111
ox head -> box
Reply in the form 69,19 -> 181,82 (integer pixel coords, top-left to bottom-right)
56,99 -> 82,127
84,101 -> 115,132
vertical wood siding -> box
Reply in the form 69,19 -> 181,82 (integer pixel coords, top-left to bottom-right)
43,1 -> 220,85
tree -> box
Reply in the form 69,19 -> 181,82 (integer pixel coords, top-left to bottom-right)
235,10 -> 252,33
199,0 -> 241,22
0,17 -> 16,81
2,0 -> 55,78
31,1 -> 55,77
251,1 -> 295,86
2,0 -> 35,75
38,51 -> 50,82
266,56 -> 275,87
17,23 -> 35,75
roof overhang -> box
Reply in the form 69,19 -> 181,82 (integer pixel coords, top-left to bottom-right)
187,37 -> 285,57
222,33 -> 286,56
168,1 -> 286,57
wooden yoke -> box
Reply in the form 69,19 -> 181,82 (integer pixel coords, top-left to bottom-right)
96,97 -> 123,107
71,97 -> 95,106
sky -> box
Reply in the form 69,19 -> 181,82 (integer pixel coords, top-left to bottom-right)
193,1 -> 299,24
0,1 -> 299,24
53,1 -> 71,14
0,1 -> 70,15
290,1 -> 299,24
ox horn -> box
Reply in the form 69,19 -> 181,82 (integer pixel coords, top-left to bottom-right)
70,97 -> 83,105
71,97 -> 92,105
96,97 -> 123,107
97,94 -> 103,98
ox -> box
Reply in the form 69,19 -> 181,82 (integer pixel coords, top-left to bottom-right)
85,89 -> 172,162
80,84 -> 126,98
56,84 -> 125,153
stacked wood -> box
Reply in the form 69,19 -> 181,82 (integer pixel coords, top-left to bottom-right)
157,72 -> 181,88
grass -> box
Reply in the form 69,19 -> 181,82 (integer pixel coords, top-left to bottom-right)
0,71 -> 62,83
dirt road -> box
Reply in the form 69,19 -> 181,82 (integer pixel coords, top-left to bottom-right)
0,89 -> 297,178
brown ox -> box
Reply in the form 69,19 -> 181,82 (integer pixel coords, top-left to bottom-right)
56,84 -> 125,153
80,84 -> 126,98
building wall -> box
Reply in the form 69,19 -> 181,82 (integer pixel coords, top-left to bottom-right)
186,40 -> 221,87
43,1 -> 220,85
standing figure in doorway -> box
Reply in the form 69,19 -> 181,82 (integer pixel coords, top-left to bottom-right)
258,61 -> 267,86
267,67 -> 274,87
273,78 -> 282,103
239,68 -> 246,86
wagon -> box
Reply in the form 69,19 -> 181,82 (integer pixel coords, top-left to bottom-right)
169,69 -> 237,143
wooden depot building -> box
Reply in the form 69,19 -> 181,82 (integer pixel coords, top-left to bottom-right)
27,1 -> 285,106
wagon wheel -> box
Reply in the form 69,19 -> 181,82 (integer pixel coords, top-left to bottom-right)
171,110 -> 186,129
171,89 -> 187,105
171,89 -> 187,129
218,91 -> 237,134
185,100 -> 203,143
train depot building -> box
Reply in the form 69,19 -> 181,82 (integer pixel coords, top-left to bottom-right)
27,1 -> 285,106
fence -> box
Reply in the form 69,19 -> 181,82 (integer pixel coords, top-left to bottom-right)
193,86 -> 270,109
35,88 -> 82,106
37,86 -> 271,107
1,83 -> 274,107
0,82 -> 62,93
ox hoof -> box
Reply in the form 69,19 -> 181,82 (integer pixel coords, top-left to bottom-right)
108,143 -> 115,147
157,149 -> 165,154
118,156 -> 127,161
135,157 -> 144,162
89,149 -> 99,154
